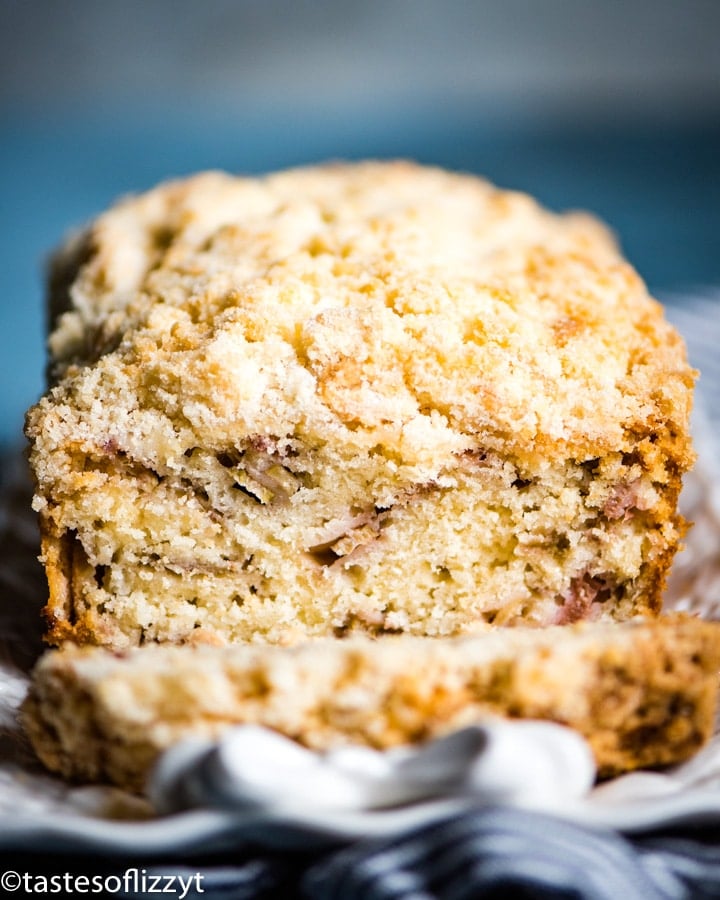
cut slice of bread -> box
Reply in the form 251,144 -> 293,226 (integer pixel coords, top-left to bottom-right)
22,615 -> 720,793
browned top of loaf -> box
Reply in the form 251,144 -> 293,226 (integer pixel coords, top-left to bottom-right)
36,160 -> 694,475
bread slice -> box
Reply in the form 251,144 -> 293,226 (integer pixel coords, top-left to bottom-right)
22,616 -> 720,793
25,161 -> 695,648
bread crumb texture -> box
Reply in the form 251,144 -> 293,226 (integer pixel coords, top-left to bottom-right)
25,161 -> 696,647
21,617 -> 720,791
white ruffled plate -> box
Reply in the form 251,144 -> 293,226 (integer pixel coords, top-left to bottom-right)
4,723 -> 720,855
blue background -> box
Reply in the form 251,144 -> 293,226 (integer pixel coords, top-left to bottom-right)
2,1 -> 719,450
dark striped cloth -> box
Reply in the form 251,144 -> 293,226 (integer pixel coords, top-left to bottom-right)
114,807 -> 720,899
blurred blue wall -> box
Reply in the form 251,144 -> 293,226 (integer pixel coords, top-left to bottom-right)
2,0 -> 719,448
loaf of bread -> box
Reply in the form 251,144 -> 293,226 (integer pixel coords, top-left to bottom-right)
25,161 -> 695,648
22,616 -> 720,792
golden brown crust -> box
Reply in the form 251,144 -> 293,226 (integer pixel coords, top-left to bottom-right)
38,522 -> 73,642
39,517 -> 135,647
22,616 -> 720,792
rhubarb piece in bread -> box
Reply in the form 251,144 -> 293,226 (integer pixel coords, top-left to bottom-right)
22,616 -> 720,792
25,162 -> 695,648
